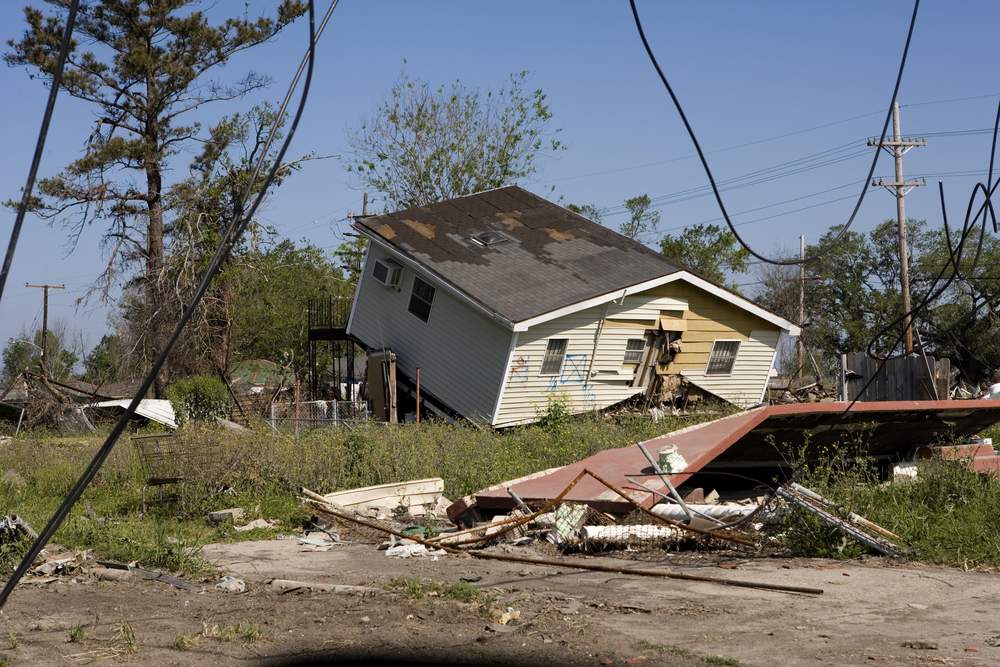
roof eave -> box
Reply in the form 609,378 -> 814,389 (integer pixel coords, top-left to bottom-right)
511,270 -> 800,335
354,225 -> 517,331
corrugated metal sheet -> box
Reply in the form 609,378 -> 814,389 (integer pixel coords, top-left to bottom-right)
455,400 -> 1000,517
90,399 -> 177,429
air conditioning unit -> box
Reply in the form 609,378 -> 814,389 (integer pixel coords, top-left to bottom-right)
371,258 -> 402,288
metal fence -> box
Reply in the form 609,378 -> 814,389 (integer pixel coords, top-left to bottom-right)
268,399 -> 369,432
843,352 -> 950,402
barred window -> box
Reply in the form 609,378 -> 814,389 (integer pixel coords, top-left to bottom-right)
623,338 -> 646,364
408,276 -> 435,322
540,339 -> 568,376
706,340 -> 740,375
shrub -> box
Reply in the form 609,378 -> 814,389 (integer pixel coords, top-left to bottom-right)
167,375 -> 231,425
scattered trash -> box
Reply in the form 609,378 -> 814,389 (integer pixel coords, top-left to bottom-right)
901,641 -> 938,650
269,579 -> 377,595
298,532 -> 339,551
496,607 -> 520,626
208,508 -> 245,525
0,514 -> 37,542
384,541 -> 447,559
234,518 -> 277,532
215,575 -> 246,593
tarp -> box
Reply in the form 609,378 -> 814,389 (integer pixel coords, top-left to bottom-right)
89,399 -> 177,429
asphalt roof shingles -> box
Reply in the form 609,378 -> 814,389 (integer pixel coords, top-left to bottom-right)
354,186 -> 682,323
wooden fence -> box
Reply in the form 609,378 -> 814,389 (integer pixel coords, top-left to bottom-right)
843,352 -> 950,402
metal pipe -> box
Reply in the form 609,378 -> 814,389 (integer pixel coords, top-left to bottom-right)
637,442 -> 693,523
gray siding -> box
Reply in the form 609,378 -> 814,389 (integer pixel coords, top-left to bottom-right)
347,244 -> 513,424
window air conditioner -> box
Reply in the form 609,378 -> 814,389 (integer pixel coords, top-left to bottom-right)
371,258 -> 402,288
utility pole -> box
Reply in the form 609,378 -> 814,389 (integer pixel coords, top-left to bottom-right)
25,282 -> 64,376
798,235 -> 805,378
361,191 -> 369,217
867,102 -> 926,354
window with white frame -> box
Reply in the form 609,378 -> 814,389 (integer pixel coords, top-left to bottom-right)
623,338 -> 646,364
408,276 -> 435,322
540,339 -> 568,375
705,340 -> 740,375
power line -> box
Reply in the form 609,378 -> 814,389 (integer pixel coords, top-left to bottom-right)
0,0 -> 81,304
627,0 -> 920,266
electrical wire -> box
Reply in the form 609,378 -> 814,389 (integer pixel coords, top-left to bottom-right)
0,0 -> 335,611
0,0 -> 81,304
627,0 -> 921,266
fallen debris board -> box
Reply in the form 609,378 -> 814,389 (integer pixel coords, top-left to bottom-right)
451,400 -> 1000,519
88,398 -> 178,429
323,478 -> 444,515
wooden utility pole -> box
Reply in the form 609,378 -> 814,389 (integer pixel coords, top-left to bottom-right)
867,102 -> 926,354
361,192 -> 369,217
798,235 -> 805,378
25,282 -> 64,376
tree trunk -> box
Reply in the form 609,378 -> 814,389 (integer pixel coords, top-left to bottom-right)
146,159 -> 166,397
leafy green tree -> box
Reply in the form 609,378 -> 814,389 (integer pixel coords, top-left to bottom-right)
660,223 -> 750,288
620,194 -> 660,240
565,203 -> 604,224
346,70 -> 564,210
83,334 -> 117,384
6,0 -> 307,395
2,327 -> 78,381
228,240 -> 350,377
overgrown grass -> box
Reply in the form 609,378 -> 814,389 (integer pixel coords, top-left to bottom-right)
0,412 -> 701,577
781,443 -> 1000,567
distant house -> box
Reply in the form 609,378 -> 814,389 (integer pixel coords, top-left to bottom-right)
347,186 -> 799,427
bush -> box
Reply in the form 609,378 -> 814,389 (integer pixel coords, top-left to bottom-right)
167,375 -> 232,425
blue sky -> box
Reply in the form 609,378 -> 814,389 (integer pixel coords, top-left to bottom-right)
2,0 -> 999,358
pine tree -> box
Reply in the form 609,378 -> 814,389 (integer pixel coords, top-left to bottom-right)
5,0 -> 306,395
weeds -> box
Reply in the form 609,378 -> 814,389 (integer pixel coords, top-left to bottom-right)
201,621 -> 265,644
387,577 -> 483,603
67,625 -> 86,643
6,632 -> 15,650
1,414 -> 699,576
174,634 -> 199,651
112,621 -> 138,655
779,437 -> 1000,567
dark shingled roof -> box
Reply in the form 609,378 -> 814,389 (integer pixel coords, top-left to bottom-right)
354,186 -> 683,323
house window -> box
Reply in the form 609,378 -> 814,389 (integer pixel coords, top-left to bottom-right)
408,276 -> 435,322
623,338 -> 646,364
706,340 -> 740,375
540,339 -> 568,375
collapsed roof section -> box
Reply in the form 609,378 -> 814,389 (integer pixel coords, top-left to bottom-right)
450,400 -> 1000,519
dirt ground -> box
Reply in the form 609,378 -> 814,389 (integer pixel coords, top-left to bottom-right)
2,539 -> 999,666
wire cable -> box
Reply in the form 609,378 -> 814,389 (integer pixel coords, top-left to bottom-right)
0,0 -> 81,304
0,0 -> 333,611
627,0 -> 920,266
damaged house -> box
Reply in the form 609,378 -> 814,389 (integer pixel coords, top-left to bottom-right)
347,186 -> 799,427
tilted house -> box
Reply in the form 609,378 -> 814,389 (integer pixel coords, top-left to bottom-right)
347,186 -> 800,427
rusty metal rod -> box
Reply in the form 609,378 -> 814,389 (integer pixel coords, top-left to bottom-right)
464,550 -> 824,596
